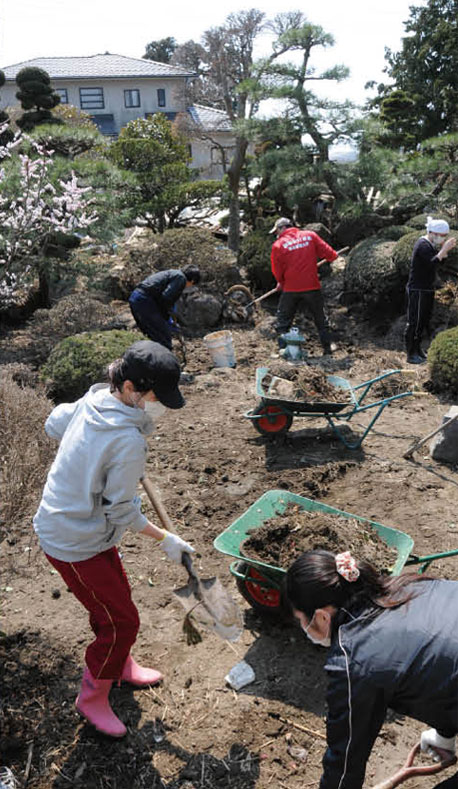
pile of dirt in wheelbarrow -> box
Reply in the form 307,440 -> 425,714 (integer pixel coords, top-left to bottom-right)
263,363 -> 351,403
241,504 -> 397,572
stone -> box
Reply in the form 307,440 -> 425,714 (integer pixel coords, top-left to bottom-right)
175,289 -> 222,331
430,406 -> 458,464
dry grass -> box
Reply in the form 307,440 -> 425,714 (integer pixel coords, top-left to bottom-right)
0,373 -> 55,541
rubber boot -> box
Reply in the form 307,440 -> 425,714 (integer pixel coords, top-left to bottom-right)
121,655 -> 163,688
76,667 -> 126,737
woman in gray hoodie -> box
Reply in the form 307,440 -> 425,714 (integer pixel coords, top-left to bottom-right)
33,340 -> 194,738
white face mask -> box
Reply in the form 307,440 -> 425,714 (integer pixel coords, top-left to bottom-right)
429,233 -> 447,249
144,400 -> 167,422
301,614 -> 331,648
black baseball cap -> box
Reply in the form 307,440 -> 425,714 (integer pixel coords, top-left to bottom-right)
122,340 -> 185,409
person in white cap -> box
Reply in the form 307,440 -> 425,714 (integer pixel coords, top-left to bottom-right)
405,216 -> 456,363
269,217 -> 338,354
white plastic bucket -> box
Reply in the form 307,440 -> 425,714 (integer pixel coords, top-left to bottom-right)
203,330 -> 236,368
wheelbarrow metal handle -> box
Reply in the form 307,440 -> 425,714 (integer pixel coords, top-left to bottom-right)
371,742 -> 457,789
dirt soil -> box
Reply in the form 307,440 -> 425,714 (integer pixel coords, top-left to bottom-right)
2,270 -> 458,789
241,506 -> 397,571
264,363 -> 351,403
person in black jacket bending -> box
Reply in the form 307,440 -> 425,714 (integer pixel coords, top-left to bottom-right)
285,549 -> 458,789
129,265 -> 200,350
405,216 -> 456,364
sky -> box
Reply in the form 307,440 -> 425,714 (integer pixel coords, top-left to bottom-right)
0,0 -> 427,106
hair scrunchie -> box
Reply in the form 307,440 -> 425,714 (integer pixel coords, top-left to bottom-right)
335,551 -> 360,582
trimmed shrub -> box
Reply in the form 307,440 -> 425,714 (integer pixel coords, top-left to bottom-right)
427,327 -> 458,395
407,213 -> 457,231
376,225 -> 415,241
28,294 -> 120,364
239,229 -> 276,292
31,123 -> 102,157
40,329 -> 141,401
344,238 -> 400,314
103,227 -> 240,299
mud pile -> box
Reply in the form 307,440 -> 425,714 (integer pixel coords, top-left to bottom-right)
242,504 -> 397,572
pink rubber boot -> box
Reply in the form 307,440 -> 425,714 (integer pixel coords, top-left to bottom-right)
76,667 -> 127,737
121,655 -> 163,687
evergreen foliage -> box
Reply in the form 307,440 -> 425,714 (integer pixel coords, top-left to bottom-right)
110,114 -> 220,231
40,329 -> 141,400
239,225 -> 276,291
427,326 -> 458,395
16,67 -> 62,131
373,0 -> 458,146
143,37 -> 177,63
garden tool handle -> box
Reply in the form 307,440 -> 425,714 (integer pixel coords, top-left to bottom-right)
403,413 -> 458,459
141,477 -> 198,579
317,246 -> 350,267
141,477 -> 175,533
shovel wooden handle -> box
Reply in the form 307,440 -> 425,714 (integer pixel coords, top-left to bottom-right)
141,477 -> 175,532
141,477 -> 198,580
317,246 -> 350,267
403,413 -> 458,459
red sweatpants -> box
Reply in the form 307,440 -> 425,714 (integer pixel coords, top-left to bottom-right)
45,546 -> 140,680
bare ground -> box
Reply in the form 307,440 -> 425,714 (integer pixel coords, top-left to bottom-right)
2,274 -> 458,789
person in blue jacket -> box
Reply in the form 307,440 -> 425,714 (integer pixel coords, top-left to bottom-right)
285,549 -> 458,789
129,265 -> 200,350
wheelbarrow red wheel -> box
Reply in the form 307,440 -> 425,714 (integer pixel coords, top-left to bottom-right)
236,562 -> 282,617
252,402 -> 293,435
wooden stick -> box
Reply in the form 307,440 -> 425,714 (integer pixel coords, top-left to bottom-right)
403,413 -> 458,459
278,715 -> 327,740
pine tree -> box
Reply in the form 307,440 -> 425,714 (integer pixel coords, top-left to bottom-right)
16,67 -> 62,131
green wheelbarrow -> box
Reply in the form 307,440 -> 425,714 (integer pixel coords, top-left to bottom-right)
244,367 -> 416,449
213,490 -> 458,617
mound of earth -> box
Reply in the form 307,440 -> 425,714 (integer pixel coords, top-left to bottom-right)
262,363 -> 351,403
241,504 -> 397,572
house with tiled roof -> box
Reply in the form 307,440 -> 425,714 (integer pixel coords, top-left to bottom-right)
0,53 -> 236,179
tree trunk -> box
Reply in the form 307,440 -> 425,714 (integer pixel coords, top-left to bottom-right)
227,137 -> 248,253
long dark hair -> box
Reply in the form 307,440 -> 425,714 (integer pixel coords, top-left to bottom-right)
285,549 -> 431,620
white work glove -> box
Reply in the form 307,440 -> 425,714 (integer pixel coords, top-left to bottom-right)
420,728 -> 456,760
159,531 -> 195,564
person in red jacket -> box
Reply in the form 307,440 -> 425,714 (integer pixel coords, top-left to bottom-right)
270,217 -> 338,354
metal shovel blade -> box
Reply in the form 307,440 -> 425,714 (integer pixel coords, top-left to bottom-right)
174,561 -> 243,642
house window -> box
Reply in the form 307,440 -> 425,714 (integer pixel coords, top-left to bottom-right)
55,88 -> 68,104
79,87 -> 104,110
124,89 -> 140,108
157,88 -> 166,107
90,114 -> 116,135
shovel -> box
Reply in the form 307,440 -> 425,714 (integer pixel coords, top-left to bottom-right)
141,477 -> 243,644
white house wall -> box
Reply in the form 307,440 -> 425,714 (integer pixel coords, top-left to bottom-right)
1,76 -> 187,133
0,77 -> 239,180
190,133 -> 236,180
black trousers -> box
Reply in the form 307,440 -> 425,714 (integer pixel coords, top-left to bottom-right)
404,288 -> 434,351
275,289 -> 331,349
128,289 -> 172,350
